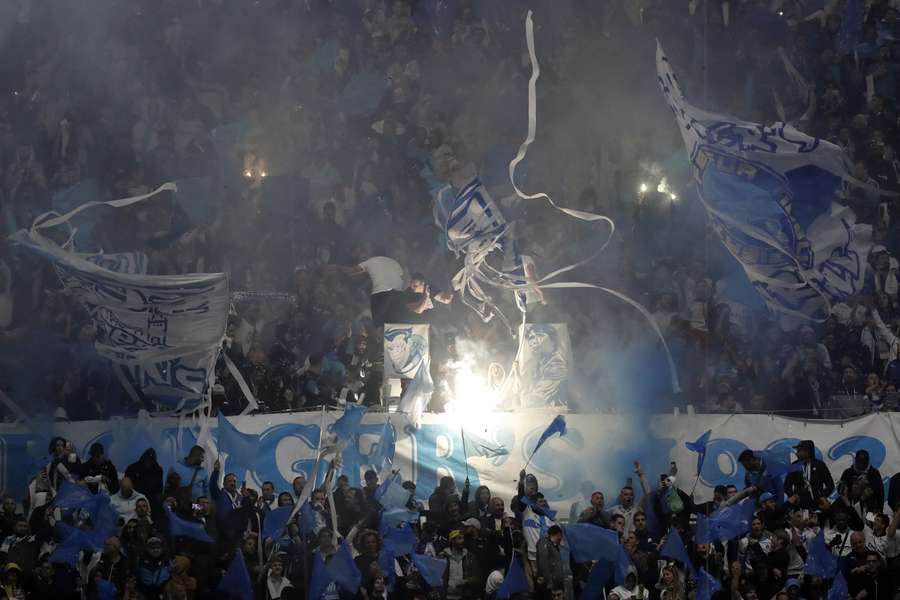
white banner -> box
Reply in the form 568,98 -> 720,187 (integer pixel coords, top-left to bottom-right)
3,411 -> 898,514
511,323 -> 572,408
12,230 -> 229,408
384,323 -> 430,379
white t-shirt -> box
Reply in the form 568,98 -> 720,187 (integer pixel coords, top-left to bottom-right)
359,257 -> 405,294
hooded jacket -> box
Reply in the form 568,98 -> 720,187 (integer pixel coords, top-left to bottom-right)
125,449 -> 164,501
839,451 -> 885,512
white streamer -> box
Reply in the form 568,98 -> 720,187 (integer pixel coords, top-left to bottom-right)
224,352 -> 261,415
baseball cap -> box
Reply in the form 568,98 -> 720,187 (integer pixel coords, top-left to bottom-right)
785,579 -> 801,590
448,530 -> 464,541
461,518 -> 481,530
759,492 -> 775,503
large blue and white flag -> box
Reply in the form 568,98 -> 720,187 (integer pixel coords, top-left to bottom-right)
657,43 -> 872,321
12,229 -> 229,409
79,252 -> 148,275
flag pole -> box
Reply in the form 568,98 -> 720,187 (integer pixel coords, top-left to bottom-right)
460,425 -> 470,481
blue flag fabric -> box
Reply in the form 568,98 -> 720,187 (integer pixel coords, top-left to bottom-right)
836,0 -> 865,55
261,505 -> 295,541
657,44 -> 873,321
582,561 -> 613,600
828,570 -> 849,600
369,419 -> 396,472
50,524 -> 91,566
96,580 -> 117,600
381,507 -> 420,529
685,430 -> 712,475
614,546 -> 635,587
378,548 -> 397,592
660,528 -> 696,578
216,413 -> 259,474
521,495 -> 558,521
383,524 -> 418,557
331,403 -> 367,442
308,551 -> 332,600
375,472 -> 412,510
168,509 -> 214,543
327,543 -> 362,593
695,498 -> 756,543
497,556 -> 529,599
564,524 -> 619,563
696,568 -> 722,600
531,415 -> 567,459
413,553 -> 447,588
216,551 -> 253,600
805,529 -> 838,578
299,502 -> 318,536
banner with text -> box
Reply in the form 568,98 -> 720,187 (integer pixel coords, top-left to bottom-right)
2,411 -> 898,513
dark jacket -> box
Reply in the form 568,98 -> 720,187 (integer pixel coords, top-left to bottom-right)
536,537 -> 565,588
125,449 -> 164,501
784,459 -> 835,509
840,465 -> 885,513
890,472 -> 900,511
80,457 -> 119,495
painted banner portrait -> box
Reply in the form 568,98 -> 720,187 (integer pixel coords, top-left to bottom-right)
513,323 -> 572,408
383,323 -> 430,379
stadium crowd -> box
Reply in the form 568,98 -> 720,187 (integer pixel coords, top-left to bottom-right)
0,433 -> 896,599
2,0 -> 900,419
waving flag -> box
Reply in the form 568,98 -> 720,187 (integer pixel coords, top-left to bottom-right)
379,547 -> 397,591
530,415 -> 567,460
381,507 -> 420,529
327,543 -> 362,593
308,551 -> 332,600
168,509 -> 214,543
261,505 -> 295,541
375,472 -> 412,511
660,527 -> 696,578
216,413 -> 259,474
330,403 -> 367,442
828,570 -> 849,600
216,550 -> 253,600
497,556 -> 529,599
383,524 -> 418,557
805,529 -> 838,578
564,523 -> 619,563
413,553 -> 447,588
657,44 -> 872,322
685,430 -> 712,475
521,495 -> 557,520
695,498 -> 756,543
696,568 -> 722,600
369,419 -> 396,473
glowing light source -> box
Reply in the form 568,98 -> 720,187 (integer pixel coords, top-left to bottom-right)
244,170 -> 253,178
639,183 -> 649,193
444,355 -> 501,423
670,193 -> 678,201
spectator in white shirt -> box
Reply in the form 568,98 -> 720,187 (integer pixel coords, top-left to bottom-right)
109,477 -> 147,524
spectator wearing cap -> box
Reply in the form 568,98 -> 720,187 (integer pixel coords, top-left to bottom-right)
785,441 -> 835,511
839,450 -> 885,513
109,477 -> 148,524
442,529 -> 480,600
80,442 -> 119,495
136,536 -> 171,597
783,578 -> 804,600
757,492 -> 786,532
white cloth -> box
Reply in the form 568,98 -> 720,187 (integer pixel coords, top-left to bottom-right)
359,257 -> 405,294
109,490 -> 148,523
824,527 -> 853,557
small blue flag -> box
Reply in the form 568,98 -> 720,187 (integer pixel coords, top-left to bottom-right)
497,556 -> 529,599
168,509 -> 214,543
369,419 -> 396,473
330,403 -> 367,442
378,547 -> 397,591
413,553 -> 447,588
564,524 -> 619,563
828,570 -> 848,600
381,507 -> 420,529
695,498 -> 755,543
660,528 -> 696,578
805,529 -> 838,579
685,430 -> 712,476
326,542 -> 362,593
96,580 -> 117,600
262,505 -> 295,541
216,413 -> 260,475
614,545 -> 635,586
308,551 -> 332,600
582,560 -> 612,600
530,415 -> 566,459
521,495 -> 557,521
383,524 -> 418,556
216,550 -> 253,600
375,472 -> 412,510
696,568 -> 722,600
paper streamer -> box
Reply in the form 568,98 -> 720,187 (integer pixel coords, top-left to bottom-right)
224,353 -> 261,415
